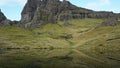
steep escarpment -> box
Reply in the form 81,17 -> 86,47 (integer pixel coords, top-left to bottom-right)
0,10 -> 6,22
0,9 -> 11,26
20,0 -> 92,28
20,0 -> 119,28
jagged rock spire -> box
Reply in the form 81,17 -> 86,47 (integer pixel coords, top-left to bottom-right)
0,9 -> 6,22
20,0 -> 118,28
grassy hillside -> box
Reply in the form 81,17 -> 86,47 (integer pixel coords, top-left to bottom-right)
0,18 -> 105,49
0,18 -> 119,49
0,18 -> 120,68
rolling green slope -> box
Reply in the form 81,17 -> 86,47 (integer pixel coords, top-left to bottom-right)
0,18 -> 120,68
0,18 -> 119,49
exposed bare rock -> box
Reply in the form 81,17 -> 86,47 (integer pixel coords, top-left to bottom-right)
20,0 -> 93,28
88,11 -> 114,18
0,9 -> 6,22
100,18 -> 118,26
0,19 -> 12,26
20,0 -> 120,28
0,9 -> 11,26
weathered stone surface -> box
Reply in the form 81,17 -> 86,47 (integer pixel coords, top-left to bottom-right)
0,9 -> 6,22
20,0 -> 93,28
88,11 -> 114,18
0,19 -> 12,26
100,18 -> 118,26
0,9 -> 11,26
20,0 -> 120,28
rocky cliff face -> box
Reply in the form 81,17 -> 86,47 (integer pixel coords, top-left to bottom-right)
101,18 -> 118,26
20,0 -> 119,28
0,9 -> 11,26
0,10 -> 6,22
20,0 -> 92,28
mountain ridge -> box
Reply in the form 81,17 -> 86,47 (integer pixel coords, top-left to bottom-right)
0,0 -> 120,28
19,0 -> 120,28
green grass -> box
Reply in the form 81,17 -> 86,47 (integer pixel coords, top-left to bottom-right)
0,18 -> 120,68
77,25 -> 120,65
0,18 -> 113,49
0,18 -> 119,49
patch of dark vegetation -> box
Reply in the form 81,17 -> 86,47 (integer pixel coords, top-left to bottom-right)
106,37 -> 120,41
22,63 -> 41,68
14,58 -> 24,61
34,31 -> 55,35
107,57 -> 120,62
10,21 -> 19,25
63,21 -> 72,26
53,56 -> 73,61
0,42 -> 7,45
34,32 -> 43,35
34,47 -> 66,50
99,52 -> 104,54
46,32 -> 54,35
6,48 -> 21,50
60,34 -> 73,39
9,34 -> 27,39
49,46 -> 54,50
57,24 -> 63,27
98,44 -> 105,54
34,47 -> 49,49
0,47 -> 29,50
0,47 -> 72,51
16,35 -> 27,37
23,46 -> 30,50
99,44 -> 103,46
66,40 -> 74,45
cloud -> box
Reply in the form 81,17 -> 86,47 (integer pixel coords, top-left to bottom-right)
86,0 -> 110,9
0,0 -> 27,6
101,0 -> 110,5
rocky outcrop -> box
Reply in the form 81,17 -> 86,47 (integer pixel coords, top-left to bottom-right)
0,9 -> 11,26
20,0 -> 120,28
95,18 -> 118,28
88,11 -> 114,18
20,0 -> 92,28
0,9 -> 6,22
100,18 -> 118,26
